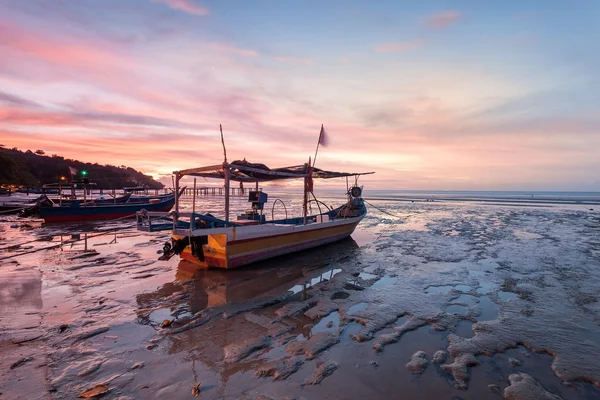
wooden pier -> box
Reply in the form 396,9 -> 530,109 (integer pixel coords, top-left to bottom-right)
181,187 -> 246,196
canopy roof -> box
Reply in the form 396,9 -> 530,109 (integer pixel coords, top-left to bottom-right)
176,160 -> 374,182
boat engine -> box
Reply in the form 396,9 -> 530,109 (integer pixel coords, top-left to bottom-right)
162,237 -> 189,258
350,186 -> 362,198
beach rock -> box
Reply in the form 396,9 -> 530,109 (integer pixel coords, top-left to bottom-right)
441,353 -> 480,390
192,383 -> 201,397
285,332 -> 339,359
372,316 -> 428,352
68,325 -> 110,342
504,373 -> 563,400
433,350 -> 448,364
224,334 -> 271,362
77,384 -> 109,398
304,332 -> 340,359
304,300 -> 338,320
275,301 -> 316,318
303,361 -> 338,385
509,357 -> 522,367
10,356 -> 33,369
406,351 -> 429,374
254,356 -> 304,380
331,291 -> 350,300
268,323 -> 294,338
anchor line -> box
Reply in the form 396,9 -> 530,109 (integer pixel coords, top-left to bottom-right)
363,199 -> 417,220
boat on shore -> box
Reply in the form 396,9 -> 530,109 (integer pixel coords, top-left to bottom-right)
0,194 -> 47,215
38,191 -> 180,223
137,158 -> 373,269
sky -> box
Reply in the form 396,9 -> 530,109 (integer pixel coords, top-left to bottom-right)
0,0 -> 599,191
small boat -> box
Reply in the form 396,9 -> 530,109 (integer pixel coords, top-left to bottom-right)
138,158 -> 373,269
39,192 -> 178,223
0,195 -> 47,215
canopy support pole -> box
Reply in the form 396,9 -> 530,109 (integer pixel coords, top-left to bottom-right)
224,163 -> 230,222
174,173 -> 180,228
303,156 -> 311,225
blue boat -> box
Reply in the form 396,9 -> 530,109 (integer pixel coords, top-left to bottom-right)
39,192 -> 177,223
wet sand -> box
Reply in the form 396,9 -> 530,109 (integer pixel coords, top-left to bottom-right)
1,196 -> 600,399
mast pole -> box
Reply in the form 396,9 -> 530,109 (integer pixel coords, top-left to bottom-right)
303,156 -> 311,225
174,172 -> 180,227
220,124 -> 230,222
224,164 -> 230,222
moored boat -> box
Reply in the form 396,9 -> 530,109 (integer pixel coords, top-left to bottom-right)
39,192 -> 178,223
138,158 -> 373,269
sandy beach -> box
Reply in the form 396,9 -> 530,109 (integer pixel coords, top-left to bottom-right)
1,194 -> 599,399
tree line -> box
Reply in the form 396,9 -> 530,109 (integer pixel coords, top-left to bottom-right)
0,147 -> 164,189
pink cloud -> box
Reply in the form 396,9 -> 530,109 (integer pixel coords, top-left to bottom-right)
152,0 -> 208,16
210,42 -> 258,57
424,11 -> 463,28
275,57 -> 315,65
0,19 -> 130,71
374,40 -> 423,53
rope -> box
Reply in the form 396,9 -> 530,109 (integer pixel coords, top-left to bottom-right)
363,199 -> 417,220
0,207 -> 27,215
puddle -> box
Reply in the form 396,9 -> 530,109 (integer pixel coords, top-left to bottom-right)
358,272 -> 378,280
311,312 -> 340,335
425,284 -> 472,294
347,302 -> 368,314
454,320 -> 474,338
447,304 -> 468,314
478,296 -> 499,321
394,315 -> 409,327
351,229 -> 376,247
289,268 -> 342,294
452,294 -> 477,306
476,281 -> 496,294
498,291 -> 517,301
372,276 -> 398,288
148,307 -> 173,326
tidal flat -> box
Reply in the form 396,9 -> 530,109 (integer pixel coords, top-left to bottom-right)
1,195 -> 599,399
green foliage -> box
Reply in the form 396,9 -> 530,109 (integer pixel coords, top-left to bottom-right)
0,148 -> 164,189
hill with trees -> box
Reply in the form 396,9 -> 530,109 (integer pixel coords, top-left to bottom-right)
0,147 -> 164,189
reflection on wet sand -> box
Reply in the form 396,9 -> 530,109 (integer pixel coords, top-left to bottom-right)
136,237 -> 359,323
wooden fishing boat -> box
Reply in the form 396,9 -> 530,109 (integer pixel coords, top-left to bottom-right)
137,160 -> 373,269
0,195 -> 46,215
39,192 -> 178,223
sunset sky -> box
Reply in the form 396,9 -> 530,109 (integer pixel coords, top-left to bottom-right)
1,0 -> 599,191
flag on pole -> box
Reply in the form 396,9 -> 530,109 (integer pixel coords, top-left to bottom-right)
68,166 -> 78,177
318,124 -> 328,147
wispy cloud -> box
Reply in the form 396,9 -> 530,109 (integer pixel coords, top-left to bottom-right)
151,0 -> 208,16
0,91 -> 40,108
210,42 -> 258,57
374,40 -> 423,53
424,11 -> 463,28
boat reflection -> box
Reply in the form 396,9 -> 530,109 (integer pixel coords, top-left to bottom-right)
135,237 -> 359,324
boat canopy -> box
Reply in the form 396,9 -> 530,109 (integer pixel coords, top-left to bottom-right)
176,160 -> 374,182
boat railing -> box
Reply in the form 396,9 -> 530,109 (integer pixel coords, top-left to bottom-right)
136,210 -> 240,232
136,211 -> 173,232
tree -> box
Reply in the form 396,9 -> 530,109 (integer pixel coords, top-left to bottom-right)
35,149 -> 45,155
